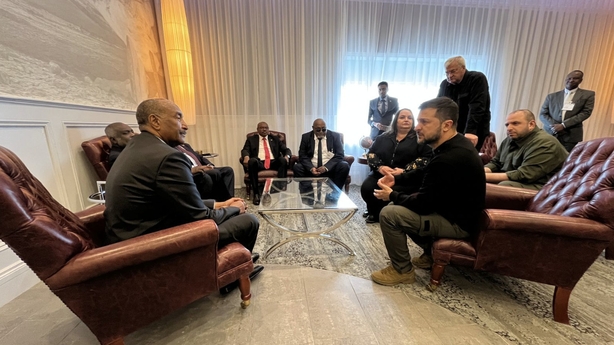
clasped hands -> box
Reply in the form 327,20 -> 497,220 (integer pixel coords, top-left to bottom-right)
215,197 -> 248,213
191,165 -> 214,174
310,166 -> 327,175
373,173 -> 395,201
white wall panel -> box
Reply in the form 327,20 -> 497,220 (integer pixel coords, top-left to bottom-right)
0,97 -> 135,307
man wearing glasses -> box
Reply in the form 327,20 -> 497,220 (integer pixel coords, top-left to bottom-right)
293,118 -> 350,190
437,56 -> 491,151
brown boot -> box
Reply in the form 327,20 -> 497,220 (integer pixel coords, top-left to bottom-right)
371,265 -> 415,286
411,254 -> 433,270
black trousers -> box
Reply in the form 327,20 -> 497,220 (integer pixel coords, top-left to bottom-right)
247,157 -> 288,196
293,161 -> 350,190
204,166 -> 235,201
217,213 -> 260,252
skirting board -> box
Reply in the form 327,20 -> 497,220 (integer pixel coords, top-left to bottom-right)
0,261 -> 40,308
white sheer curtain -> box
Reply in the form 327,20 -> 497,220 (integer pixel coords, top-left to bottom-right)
180,0 -> 614,186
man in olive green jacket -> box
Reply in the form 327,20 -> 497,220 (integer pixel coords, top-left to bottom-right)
484,109 -> 568,190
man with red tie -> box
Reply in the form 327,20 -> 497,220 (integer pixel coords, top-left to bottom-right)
241,122 -> 292,205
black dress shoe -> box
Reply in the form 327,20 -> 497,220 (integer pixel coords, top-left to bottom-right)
366,215 -> 379,223
253,194 -> 260,205
251,252 -> 260,263
219,265 -> 265,295
362,211 -> 369,218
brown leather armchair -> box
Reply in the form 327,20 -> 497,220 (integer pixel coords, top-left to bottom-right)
479,131 -> 497,165
0,146 -> 254,345
240,130 -> 354,196
429,137 -> 614,324
82,135 -> 112,180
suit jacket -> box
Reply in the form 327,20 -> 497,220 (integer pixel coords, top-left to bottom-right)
104,131 -> 239,243
241,134 -> 291,160
368,96 -> 399,128
297,130 -> 345,171
107,144 -> 124,168
539,88 -> 595,143
181,142 -> 214,166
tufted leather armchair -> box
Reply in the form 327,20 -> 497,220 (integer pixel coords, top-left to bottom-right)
81,135 -> 112,180
478,131 -> 497,165
0,146 -> 254,345
429,137 -> 614,324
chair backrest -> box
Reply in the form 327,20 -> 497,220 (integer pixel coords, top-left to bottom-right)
528,137 -> 614,229
0,146 -> 95,281
480,132 -> 497,159
81,136 -> 112,180
246,130 -> 287,145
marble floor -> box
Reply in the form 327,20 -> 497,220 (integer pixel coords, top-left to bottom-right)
0,265 -> 509,345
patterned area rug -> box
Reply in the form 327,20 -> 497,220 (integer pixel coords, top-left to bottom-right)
239,185 -> 614,345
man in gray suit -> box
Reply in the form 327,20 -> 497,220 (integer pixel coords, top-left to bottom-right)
368,81 -> 399,140
539,70 -> 595,152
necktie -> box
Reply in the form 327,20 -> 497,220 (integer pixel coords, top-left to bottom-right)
378,99 -> 384,114
177,145 -> 201,167
263,138 -> 271,169
317,138 -> 323,167
562,91 -> 575,122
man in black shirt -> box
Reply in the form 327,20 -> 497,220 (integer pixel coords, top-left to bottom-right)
437,56 -> 491,151
371,97 -> 485,286
104,122 -> 136,168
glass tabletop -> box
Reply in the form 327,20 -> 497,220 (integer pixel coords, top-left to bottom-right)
257,177 -> 357,213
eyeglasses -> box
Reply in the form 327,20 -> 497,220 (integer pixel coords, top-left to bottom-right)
314,128 -> 327,133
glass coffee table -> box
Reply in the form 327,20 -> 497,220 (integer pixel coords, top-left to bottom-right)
257,177 -> 358,259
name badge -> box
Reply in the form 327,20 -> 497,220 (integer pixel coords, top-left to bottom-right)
562,103 -> 575,111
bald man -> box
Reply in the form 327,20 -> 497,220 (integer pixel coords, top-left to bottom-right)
293,119 -> 349,190
104,122 -> 135,168
241,122 -> 292,205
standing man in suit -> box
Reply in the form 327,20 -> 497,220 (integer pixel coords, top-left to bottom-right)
437,56 -> 491,151
241,122 -> 292,205
539,70 -> 595,152
104,122 -> 136,168
293,118 -> 350,190
368,81 -> 399,140
104,98 -> 262,291
177,142 -> 235,201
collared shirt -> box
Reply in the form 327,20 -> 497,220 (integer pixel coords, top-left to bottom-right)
311,134 -> 334,167
485,127 -> 568,188
258,135 -> 273,161
565,87 -> 578,98
182,152 -> 198,167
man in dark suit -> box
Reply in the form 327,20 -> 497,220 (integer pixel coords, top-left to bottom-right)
104,98 -> 262,292
293,118 -> 350,190
437,56 -> 491,151
104,122 -> 135,168
177,142 -> 235,201
539,70 -> 595,152
241,122 -> 292,205
368,81 -> 399,140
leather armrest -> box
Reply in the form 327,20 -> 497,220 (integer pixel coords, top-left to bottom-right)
74,205 -> 106,245
485,184 -> 537,210
480,209 -> 613,241
344,155 -> 355,166
46,219 -> 219,289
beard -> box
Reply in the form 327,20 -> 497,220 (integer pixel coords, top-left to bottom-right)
417,125 -> 442,146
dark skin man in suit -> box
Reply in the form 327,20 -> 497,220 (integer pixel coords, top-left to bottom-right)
241,122 -> 291,205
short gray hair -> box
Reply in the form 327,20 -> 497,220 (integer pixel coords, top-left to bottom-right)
444,56 -> 466,69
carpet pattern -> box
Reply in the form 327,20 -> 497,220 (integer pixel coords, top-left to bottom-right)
238,185 -> 614,345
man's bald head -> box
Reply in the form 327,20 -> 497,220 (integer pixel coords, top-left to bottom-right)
312,118 -> 327,139
105,122 -> 135,147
